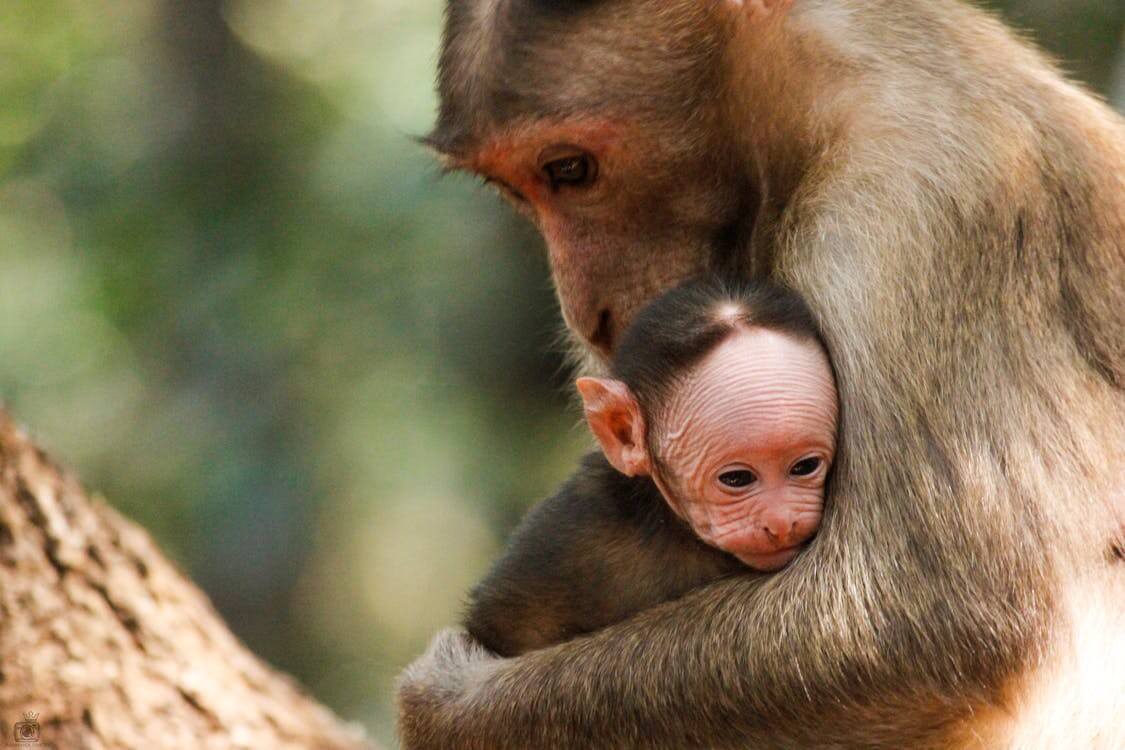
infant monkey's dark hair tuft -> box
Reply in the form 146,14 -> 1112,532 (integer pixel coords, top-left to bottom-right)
611,275 -> 824,418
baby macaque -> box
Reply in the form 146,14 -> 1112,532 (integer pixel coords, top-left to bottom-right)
465,276 -> 839,657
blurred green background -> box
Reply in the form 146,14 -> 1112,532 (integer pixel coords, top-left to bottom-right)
0,1 -> 1121,745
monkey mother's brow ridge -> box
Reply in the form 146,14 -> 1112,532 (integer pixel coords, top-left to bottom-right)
421,131 -> 475,167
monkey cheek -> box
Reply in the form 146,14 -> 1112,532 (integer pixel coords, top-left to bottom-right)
545,218 -> 713,358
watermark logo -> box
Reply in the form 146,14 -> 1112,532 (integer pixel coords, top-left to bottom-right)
12,712 -> 39,746
0,713 -> 41,746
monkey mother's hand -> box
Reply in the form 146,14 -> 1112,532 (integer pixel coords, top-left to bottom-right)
396,628 -> 505,750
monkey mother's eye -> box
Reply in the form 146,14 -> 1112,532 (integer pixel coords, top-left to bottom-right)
718,469 -> 757,489
790,457 -> 822,477
538,147 -> 597,192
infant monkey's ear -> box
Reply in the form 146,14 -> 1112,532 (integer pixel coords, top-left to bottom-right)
576,378 -> 651,478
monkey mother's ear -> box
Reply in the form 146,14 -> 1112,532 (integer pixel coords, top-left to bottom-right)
576,378 -> 651,478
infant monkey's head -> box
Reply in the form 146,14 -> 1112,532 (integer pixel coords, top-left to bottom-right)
577,276 -> 838,571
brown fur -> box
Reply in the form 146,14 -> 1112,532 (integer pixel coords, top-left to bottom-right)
400,1 -> 1125,747
463,452 -> 746,658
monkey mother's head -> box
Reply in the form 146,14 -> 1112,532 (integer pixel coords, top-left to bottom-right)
428,0 -> 811,361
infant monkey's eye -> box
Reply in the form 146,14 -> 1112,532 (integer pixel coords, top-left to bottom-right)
718,470 -> 757,488
790,457 -> 822,477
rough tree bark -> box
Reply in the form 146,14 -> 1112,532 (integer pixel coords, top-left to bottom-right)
0,411 -> 377,750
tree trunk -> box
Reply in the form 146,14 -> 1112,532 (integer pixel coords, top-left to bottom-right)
0,411 -> 377,750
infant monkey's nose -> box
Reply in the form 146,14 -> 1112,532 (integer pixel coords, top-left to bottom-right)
762,517 -> 799,546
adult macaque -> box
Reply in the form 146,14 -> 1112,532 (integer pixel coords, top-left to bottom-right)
400,0 -> 1125,747
466,277 -> 835,657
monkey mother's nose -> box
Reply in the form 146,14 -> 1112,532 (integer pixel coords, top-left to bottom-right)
586,309 -> 614,357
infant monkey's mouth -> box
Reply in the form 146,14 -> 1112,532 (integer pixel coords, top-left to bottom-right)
735,541 -> 807,571
759,542 -> 803,558
761,535 -> 814,554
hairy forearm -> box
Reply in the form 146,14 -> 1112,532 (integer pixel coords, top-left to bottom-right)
402,527 -> 1047,750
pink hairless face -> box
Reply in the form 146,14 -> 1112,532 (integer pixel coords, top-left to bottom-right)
578,327 -> 838,572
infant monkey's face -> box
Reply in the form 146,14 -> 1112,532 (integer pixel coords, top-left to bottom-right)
654,329 -> 838,571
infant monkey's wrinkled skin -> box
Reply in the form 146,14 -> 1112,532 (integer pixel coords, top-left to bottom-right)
580,320 -> 836,571
465,277 -> 839,657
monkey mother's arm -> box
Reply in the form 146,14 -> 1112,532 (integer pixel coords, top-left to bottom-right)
465,452 -> 744,657
400,150 -> 1074,747
400,438 -> 1049,749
